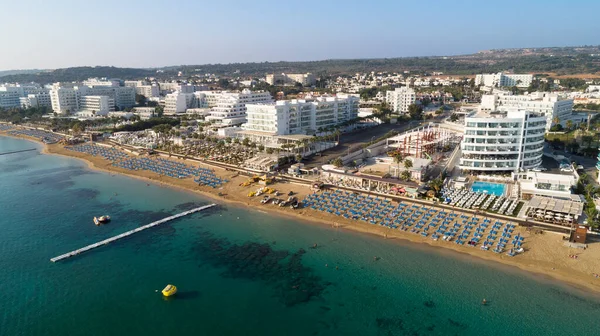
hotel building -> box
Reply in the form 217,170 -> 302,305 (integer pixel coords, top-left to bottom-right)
266,73 -> 316,86
0,84 -> 51,109
242,94 -> 359,136
386,87 -> 416,113
204,89 -> 273,125
49,80 -> 135,114
460,110 -> 546,172
475,73 -> 533,88
480,92 -> 573,131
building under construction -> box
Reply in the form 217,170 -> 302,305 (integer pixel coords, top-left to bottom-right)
385,124 -> 462,160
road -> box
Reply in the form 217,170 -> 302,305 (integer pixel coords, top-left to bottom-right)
303,120 -> 424,168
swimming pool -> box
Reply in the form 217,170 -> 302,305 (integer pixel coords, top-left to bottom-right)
471,181 -> 506,196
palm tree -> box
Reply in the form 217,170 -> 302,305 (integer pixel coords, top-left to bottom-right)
429,177 -> 444,195
333,129 -> 341,143
401,170 -> 411,181
393,153 -> 403,178
566,120 -> 574,130
309,136 -> 317,152
403,158 -> 413,170
300,138 -> 309,155
552,116 -> 560,126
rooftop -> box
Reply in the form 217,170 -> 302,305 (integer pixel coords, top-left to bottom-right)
469,109 -> 544,119
528,196 -> 584,217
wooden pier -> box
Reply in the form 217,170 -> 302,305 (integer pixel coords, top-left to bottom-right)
50,203 -> 216,262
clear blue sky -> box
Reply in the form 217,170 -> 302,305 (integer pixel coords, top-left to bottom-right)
1,0 -> 598,70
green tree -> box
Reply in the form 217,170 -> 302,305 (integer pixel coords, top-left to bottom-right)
218,78 -> 230,88
450,113 -> 459,122
393,153 -> 403,176
242,137 -> 250,147
401,170 -> 411,181
408,104 -> 423,120
332,157 -> 344,168
266,147 -> 274,154
429,177 -> 444,195
404,158 -> 413,170
135,94 -> 147,106
71,122 -> 83,135
566,119 -> 574,130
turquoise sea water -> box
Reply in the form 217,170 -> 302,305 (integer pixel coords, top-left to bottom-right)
1,135 -> 600,336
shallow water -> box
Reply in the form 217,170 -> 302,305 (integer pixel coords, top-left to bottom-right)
1,136 -> 600,336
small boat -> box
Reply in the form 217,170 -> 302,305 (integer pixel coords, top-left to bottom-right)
261,196 -> 271,204
93,215 -> 111,226
161,284 -> 177,297
515,247 -> 524,253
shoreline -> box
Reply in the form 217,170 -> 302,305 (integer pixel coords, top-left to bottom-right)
3,132 -> 600,294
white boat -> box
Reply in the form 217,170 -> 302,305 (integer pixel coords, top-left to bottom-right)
94,215 -> 111,226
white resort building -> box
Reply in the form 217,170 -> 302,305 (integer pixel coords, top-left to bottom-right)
49,81 -> 135,114
475,73 -> 533,88
386,87 -> 416,113
459,110 -> 546,172
204,89 -> 273,125
265,73 -> 316,86
0,84 -> 51,109
161,89 -> 272,122
238,94 -> 359,148
516,171 -> 577,200
480,92 -> 573,131
78,96 -> 114,116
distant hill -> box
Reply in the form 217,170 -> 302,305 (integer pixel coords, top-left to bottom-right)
2,45 -> 600,83
0,69 -> 46,78
0,66 -> 162,84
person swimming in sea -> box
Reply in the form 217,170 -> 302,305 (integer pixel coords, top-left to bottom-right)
482,299 -> 487,305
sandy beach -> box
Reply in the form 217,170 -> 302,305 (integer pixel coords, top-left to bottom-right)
3,129 -> 600,294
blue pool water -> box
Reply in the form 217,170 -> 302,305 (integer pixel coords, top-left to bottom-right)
471,181 -> 506,196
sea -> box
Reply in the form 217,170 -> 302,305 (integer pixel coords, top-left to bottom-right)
1,135 -> 600,336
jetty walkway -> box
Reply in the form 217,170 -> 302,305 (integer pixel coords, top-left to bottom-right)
0,148 -> 37,156
50,203 -> 216,262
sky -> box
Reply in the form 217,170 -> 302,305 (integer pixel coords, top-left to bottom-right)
0,0 -> 599,70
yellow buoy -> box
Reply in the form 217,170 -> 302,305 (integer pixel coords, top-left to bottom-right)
161,284 -> 177,297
